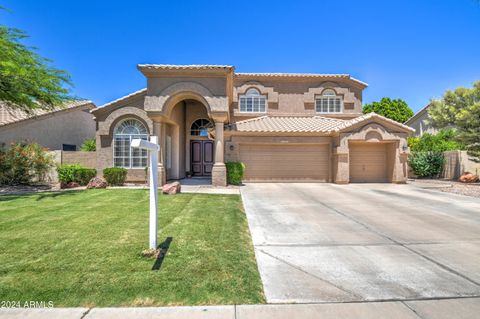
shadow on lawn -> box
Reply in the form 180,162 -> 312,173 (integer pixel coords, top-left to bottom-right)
0,189 -> 84,202
152,237 -> 173,271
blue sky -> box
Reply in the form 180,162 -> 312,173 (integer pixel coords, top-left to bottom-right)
2,0 -> 479,112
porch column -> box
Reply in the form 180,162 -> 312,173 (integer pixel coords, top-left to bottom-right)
153,121 -> 166,185
212,120 -> 227,186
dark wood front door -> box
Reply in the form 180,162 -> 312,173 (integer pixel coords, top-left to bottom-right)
191,140 -> 214,176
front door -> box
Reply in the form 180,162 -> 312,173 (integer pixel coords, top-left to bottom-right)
191,140 -> 214,176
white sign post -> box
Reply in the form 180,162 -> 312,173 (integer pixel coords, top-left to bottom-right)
131,136 -> 160,249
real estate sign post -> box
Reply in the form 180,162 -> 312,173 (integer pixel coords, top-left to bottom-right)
131,136 -> 159,249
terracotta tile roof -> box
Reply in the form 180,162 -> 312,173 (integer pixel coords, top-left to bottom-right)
230,113 -> 414,133
0,100 -> 94,127
137,64 -> 234,71
230,115 -> 346,133
236,73 -> 368,87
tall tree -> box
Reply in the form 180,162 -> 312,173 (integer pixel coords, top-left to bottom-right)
0,10 -> 72,112
363,97 -> 414,123
428,81 -> 480,160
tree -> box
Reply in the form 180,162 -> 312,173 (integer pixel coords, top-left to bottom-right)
428,81 -> 480,160
363,98 -> 414,123
0,10 -> 72,112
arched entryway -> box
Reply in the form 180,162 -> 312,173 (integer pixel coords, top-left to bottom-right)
161,98 -> 215,181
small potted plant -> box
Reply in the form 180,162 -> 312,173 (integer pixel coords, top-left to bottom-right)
186,171 -> 192,178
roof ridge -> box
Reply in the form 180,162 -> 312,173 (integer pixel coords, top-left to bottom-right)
97,88 -> 147,110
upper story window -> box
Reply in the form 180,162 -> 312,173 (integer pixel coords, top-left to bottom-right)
315,89 -> 343,113
191,118 -> 213,137
113,119 -> 148,168
239,88 -> 266,113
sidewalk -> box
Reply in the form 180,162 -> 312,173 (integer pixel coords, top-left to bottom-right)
1,297 -> 479,319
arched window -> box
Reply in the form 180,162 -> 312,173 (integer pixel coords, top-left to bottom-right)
190,118 -> 213,137
315,89 -> 343,113
113,119 -> 148,168
239,88 -> 266,113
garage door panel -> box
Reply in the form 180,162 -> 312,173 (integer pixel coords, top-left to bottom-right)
349,143 -> 388,183
240,144 -> 329,182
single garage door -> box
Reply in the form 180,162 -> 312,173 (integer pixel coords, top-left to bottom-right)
239,144 -> 330,182
349,143 -> 388,183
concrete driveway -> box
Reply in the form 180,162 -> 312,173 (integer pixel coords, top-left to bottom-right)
241,183 -> 480,303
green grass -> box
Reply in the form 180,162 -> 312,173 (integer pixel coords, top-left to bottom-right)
0,189 -> 265,307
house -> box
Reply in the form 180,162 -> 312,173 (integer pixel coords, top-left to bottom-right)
92,64 -> 414,186
404,103 -> 438,137
0,100 -> 96,151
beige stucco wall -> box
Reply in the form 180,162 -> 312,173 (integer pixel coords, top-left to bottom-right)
231,77 -> 363,123
0,106 -> 95,150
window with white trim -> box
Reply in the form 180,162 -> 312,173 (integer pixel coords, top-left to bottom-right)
239,88 -> 266,113
113,119 -> 148,168
315,89 -> 343,113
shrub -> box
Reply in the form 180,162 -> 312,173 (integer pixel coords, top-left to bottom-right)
103,167 -> 128,186
225,162 -> 245,185
74,168 -> 97,185
409,151 -> 445,178
57,164 -> 82,184
408,129 -> 464,152
80,138 -> 96,152
0,143 -> 53,185
57,164 -> 96,185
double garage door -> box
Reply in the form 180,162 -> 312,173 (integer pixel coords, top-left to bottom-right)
239,142 -> 389,183
239,144 -> 330,182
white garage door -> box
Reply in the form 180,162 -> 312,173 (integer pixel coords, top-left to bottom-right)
239,144 -> 330,182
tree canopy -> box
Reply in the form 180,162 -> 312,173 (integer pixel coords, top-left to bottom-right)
428,81 -> 480,160
0,17 -> 72,112
362,97 -> 414,123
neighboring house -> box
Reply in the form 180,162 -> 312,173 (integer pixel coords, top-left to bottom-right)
404,103 -> 438,137
92,64 -> 414,185
0,100 -> 96,151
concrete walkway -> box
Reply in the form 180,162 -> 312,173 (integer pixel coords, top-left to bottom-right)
1,297 -> 479,318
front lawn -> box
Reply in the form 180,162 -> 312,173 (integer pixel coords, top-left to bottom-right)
0,189 -> 264,306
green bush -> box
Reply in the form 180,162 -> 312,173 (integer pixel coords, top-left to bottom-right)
74,168 -> 97,185
103,167 -> 128,186
0,143 -> 53,185
409,151 -> 445,178
408,129 -> 464,152
80,138 -> 96,152
225,162 -> 245,185
57,164 -> 96,185
57,164 -> 82,184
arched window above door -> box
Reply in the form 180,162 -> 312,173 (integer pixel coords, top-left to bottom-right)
190,118 -> 213,137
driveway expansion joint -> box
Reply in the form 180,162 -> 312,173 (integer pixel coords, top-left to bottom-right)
256,248 -> 362,300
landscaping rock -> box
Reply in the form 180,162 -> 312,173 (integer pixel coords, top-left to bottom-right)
162,181 -> 181,195
60,182 -> 80,189
86,177 -> 108,189
459,172 -> 479,183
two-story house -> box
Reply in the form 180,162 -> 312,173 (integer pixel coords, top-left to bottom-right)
92,64 -> 413,186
